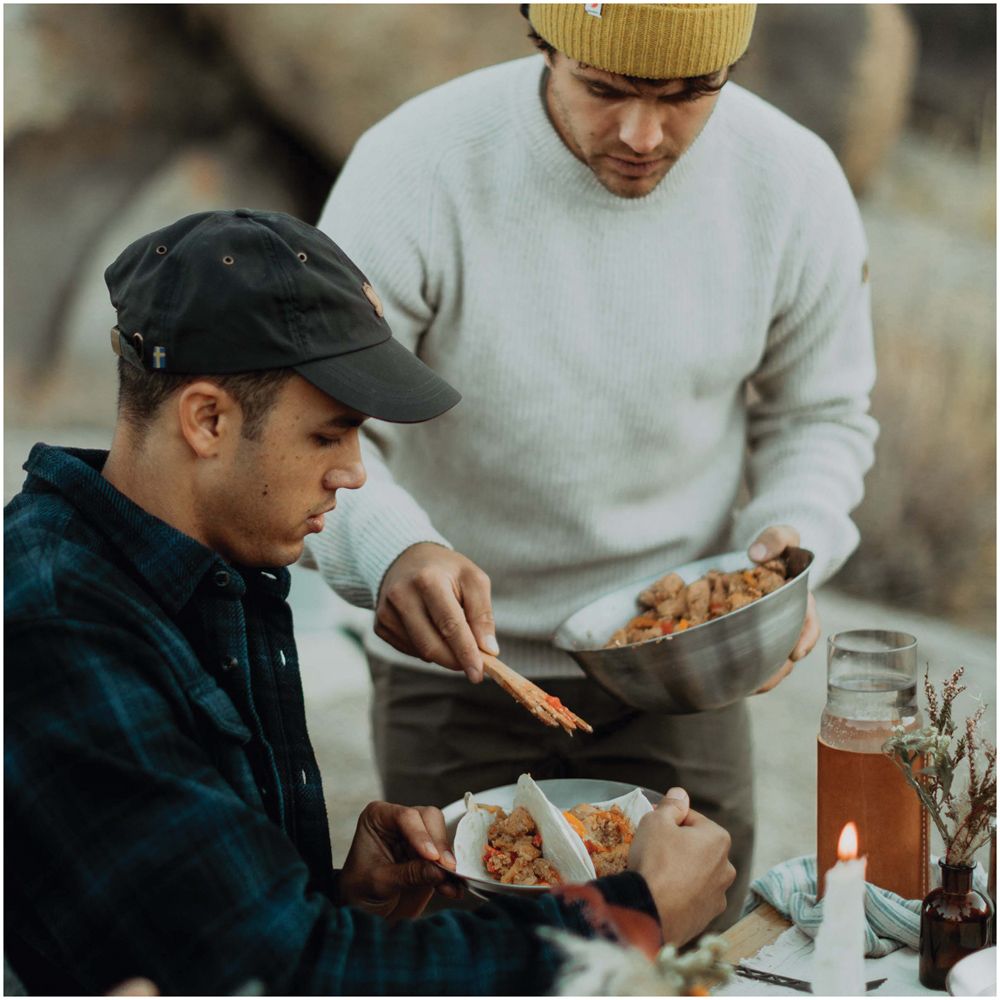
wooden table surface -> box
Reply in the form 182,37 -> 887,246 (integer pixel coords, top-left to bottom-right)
720,902 -> 793,964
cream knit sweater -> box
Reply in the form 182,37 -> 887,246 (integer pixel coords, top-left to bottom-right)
308,55 -> 878,679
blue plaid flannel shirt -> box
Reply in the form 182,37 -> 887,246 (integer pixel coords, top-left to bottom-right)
5,444 -> 660,995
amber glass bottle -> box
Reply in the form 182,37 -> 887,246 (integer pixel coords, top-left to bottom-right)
919,860 -> 993,989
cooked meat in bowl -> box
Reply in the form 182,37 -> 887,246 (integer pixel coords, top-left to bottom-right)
606,556 -> 792,647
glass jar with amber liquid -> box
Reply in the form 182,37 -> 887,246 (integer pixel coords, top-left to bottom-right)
818,630 -> 928,899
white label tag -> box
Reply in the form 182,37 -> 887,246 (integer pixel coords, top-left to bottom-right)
584,3 -> 603,18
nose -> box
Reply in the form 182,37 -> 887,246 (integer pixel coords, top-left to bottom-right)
323,460 -> 366,494
618,103 -> 664,155
323,434 -> 367,493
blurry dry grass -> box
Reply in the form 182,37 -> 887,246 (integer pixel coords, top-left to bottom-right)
835,127 -> 996,634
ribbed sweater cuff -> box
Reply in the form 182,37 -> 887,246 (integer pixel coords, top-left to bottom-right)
353,516 -> 453,607
305,501 -> 453,609
731,504 -> 857,589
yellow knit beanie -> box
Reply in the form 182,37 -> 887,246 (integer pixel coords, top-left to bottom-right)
528,3 -> 756,80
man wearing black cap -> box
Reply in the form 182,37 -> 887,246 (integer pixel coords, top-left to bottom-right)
4,209 -> 735,995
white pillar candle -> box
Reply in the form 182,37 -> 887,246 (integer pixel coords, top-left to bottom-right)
813,822 -> 867,996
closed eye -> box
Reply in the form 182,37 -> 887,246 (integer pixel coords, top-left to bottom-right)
660,90 -> 704,105
313,434 -> 342,449
586,83 -> 623,100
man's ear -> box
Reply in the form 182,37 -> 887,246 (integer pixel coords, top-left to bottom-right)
175,381 -> 240,459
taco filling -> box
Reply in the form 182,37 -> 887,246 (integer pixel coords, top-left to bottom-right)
562,804 -> 634,877
482,805 -> 563,886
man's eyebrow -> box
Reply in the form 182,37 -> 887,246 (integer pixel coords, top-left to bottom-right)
322,414 -> 367,429
575,66 -> 697,100
576,72 -> 636,97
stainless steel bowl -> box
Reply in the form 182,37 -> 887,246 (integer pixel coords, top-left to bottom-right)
552,547 -> 813,714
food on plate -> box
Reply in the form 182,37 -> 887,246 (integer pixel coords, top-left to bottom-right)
456,774 -> 594,887
562,803 -> 634,877
482,805 -> 563,885
605,555 -> 792,647
452,774 -> 654,889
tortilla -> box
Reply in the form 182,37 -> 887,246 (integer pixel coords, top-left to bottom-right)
453,792 -> 500,882
453,775 -> 654,888
588,787 -> 655,827
563,786 -> 654,878
512,774 -> 594,882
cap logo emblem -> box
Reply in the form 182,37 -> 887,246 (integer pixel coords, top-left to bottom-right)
152,346 -> 167,369
584,3 -> 603,17
362,282 -> 385,318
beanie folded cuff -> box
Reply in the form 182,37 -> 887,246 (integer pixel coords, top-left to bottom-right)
529,3 -> 756,79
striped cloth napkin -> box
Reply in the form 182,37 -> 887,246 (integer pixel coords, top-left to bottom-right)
741,854 -> 923,957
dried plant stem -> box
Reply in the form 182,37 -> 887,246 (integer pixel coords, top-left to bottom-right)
883,666 -> 996,867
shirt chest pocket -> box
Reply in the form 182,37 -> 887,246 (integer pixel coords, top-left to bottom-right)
187,683 -> 263,809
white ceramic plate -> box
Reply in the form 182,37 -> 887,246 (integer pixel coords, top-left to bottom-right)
946,945 -> 996,996
441,777 -> 660,899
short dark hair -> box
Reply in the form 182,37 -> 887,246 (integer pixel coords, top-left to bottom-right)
524,22 -> 734,100
116,359 -> 295,441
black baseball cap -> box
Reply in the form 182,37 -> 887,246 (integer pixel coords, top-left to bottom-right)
104,208 -> 461,423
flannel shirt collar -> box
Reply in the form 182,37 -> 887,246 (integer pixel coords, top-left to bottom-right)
21,443 -> 290,611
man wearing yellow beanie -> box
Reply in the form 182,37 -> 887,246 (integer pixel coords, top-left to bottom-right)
526,3 -> 754,197
310,3 -> 877,930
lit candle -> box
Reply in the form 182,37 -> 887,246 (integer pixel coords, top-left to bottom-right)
812,822 -> 867,996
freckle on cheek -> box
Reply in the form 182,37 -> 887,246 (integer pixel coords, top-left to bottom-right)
262,484 -> 269,497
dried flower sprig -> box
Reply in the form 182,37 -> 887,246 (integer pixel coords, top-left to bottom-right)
883,666 -> 996,865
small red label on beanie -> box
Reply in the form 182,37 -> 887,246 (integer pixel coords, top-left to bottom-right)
584,3 -> 603,18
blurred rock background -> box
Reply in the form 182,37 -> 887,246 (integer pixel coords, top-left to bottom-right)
4,5 -> 996,873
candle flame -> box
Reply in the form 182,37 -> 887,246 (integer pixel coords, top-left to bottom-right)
837,821 -> 859,860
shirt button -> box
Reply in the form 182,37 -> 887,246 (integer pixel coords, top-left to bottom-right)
214,570 -> 230,588
222,657 -> 238,672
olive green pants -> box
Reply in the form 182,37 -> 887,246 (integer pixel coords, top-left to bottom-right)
367,656 -> 754,930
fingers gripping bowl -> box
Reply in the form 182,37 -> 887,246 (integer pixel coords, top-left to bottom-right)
552,547 -> 813,714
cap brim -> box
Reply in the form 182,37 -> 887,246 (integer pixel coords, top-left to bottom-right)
293,336 -> 461,423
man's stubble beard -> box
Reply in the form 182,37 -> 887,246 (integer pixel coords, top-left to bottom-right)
594,160 -> 672,199
546,80 -> 672,200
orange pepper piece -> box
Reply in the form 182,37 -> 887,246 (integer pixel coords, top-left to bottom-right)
563,811 -> 587,841
627,614 -> 660,630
